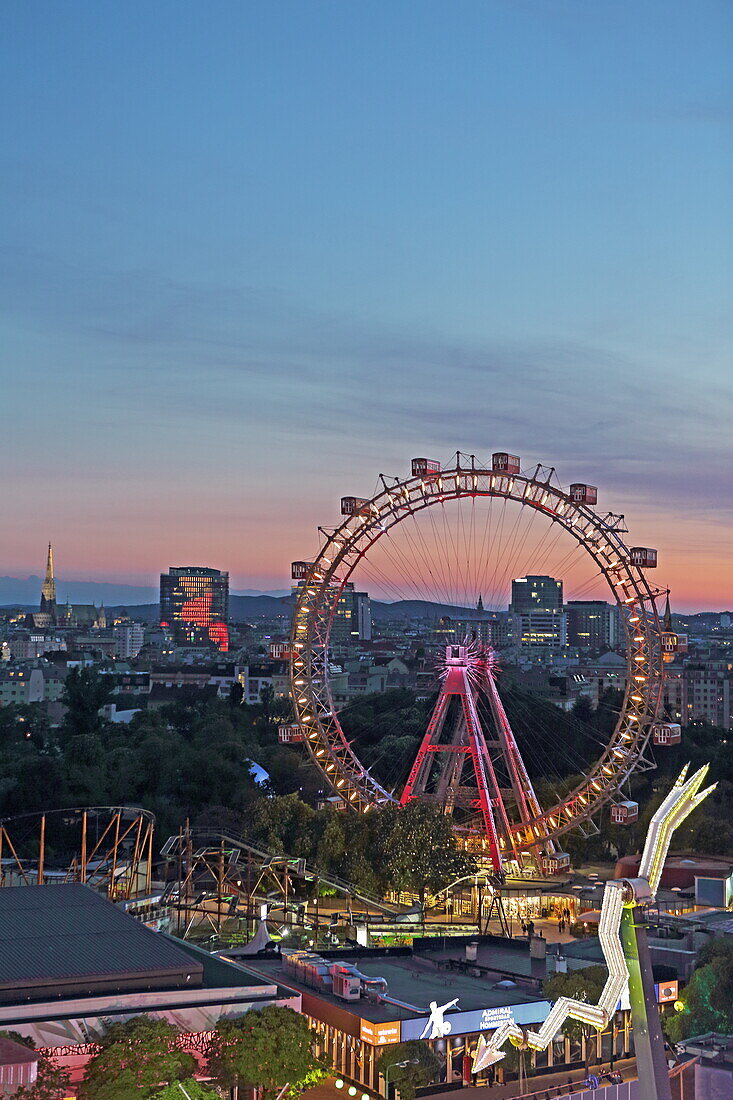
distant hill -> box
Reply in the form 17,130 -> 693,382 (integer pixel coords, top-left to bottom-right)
371,599 -> 495,621
0,576 -> 159,607
103,595 -> 482,625
103,593 -> 294,624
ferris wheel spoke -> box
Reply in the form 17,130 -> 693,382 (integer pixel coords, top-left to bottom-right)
424,504 -> 454,605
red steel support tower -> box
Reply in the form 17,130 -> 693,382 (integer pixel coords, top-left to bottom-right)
400,642 -> 551,874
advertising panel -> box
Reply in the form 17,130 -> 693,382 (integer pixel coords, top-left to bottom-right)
400,1000 -> 552,1042
360,1019 -> 401,1046
656,980 -> 679,1004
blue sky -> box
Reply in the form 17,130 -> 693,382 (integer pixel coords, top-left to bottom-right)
1,1 -> 731,607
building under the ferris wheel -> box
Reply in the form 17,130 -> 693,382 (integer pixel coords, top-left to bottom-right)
286,452 -> 684,879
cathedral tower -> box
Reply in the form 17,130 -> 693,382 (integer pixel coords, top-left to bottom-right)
40,542 -> 57,623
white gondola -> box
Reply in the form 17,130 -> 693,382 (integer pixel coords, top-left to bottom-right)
340,496 -> 369,516
316,795 -> 347,811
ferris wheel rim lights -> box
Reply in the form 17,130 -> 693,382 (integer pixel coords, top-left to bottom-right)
289,455 -> 667,848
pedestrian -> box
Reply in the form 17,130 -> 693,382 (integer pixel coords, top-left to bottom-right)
527,919 -> 535,937
521,920 -> 527,935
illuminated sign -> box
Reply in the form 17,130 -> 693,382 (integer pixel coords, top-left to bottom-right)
401,1001 -> 552,1042
360,1020 -> 401,1046
656,980 -> 678,1004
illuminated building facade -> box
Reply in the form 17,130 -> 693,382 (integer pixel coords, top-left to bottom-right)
565,601 -> 619,650
510,576 -> 566,649
511,610 -> 567,649
330,585 -> 371,644
510,575 -> 563,614
159,567 -> 229,651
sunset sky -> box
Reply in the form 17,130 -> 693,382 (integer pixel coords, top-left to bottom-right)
2,2 -> 731,611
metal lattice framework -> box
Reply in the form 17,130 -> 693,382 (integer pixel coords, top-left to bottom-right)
289,455 -> 666,853
0,806 -> 155,899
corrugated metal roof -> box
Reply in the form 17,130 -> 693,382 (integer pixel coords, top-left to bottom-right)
0,884 -> 202,993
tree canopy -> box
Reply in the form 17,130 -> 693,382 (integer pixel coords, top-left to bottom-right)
206,1005 -> 322,1098
377,1041 -> 442,1100
77,1016 -> 197,1100
666,939 -> 733,1042
373,800 -> 477,905
542,966 -> 608,1041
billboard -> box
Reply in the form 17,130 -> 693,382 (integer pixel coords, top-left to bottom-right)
400,1000 -> 553,1042
360,1019 -> 401,1046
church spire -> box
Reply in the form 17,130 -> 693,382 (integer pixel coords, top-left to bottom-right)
476,594 -> 484,613
40,542 -> 57,619
663,590 -> 672,633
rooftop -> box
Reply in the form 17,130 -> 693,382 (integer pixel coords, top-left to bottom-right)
0,884 -> 203,1003
242,945 -> 545,1026
0,1037 -> 39,1066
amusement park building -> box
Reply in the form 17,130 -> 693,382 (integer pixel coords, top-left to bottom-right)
0,884 -> 299,1088
238,941 -> 637,1094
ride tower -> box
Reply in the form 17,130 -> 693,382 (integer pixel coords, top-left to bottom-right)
400,640 -> 556,875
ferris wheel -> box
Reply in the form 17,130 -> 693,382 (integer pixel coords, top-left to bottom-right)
287,452 -> 676,875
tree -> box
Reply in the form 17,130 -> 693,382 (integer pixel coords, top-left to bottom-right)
0,1032 -> 70,1100
666,939 -> 733,1042
229,681 -> 244,706
543,965 -> 607,1069
206,1005 -> 322,1098
77,1016 -> 197,1100
61,667 -> 112,739
377,1041 -> 442,1100
373,801 -> 476,908
148,1081 -> 220,1100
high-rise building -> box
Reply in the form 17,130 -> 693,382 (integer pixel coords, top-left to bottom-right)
328,583 -> 372,644
511,610 -> 567,649
160,567 -> 229,651
510,575 -> 563,614
565,601 -> 619,650
113,622 -> 146,659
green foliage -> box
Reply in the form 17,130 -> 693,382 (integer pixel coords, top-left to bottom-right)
61,667 -> 112,739
543,966 -> 608,1041
377,1041 -> 442,1100
77,1016 -> 196,1100
206,1005 -> 322,1097
148,1080 -> 220,1100
338,690 -> 433,785
373,800 -> 476,904
666,939 -> 733,1042
0,681 -> 324,838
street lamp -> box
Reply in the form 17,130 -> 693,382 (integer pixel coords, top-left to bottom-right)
384,1059 -> 419,1098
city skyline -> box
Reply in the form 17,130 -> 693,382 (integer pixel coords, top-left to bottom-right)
2,2 -> 731,610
